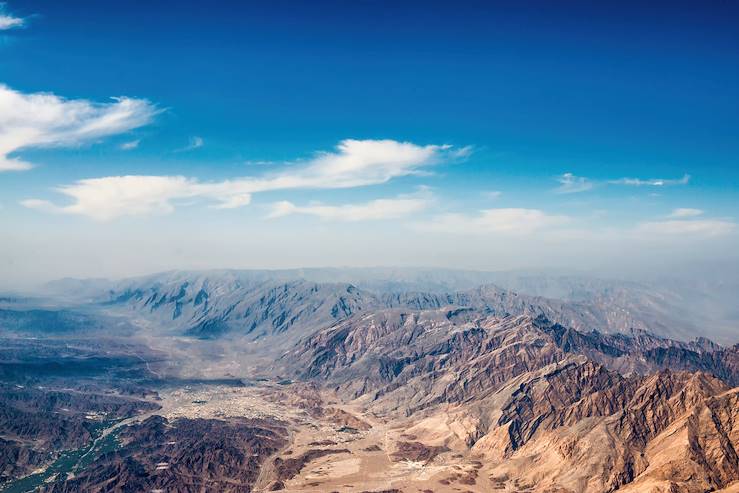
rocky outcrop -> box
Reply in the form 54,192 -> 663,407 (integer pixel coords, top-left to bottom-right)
105,275 -> 375,354
100,270 -> 738,351
44,416 -> 288,493
0,383 -> 159,484
280,309 -> 739,492
478,369 -> 739,493
0,437 -> 47,484
283,312 -> 739,411
272,448 -> 350,483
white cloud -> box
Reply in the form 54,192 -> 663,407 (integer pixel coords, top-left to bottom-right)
175,136 -> 204,152
22,139 -> 462,220
609,174 -> 690,187
268,193 -> 430,222
0,3 -> 24,30
554,172 -> 691,193
554,172 -> 593,194
0,84 -> 159,171
244,159 -> 276,166
417,208 -> 569,235
668,208 -> 703,218
482,190 -> 502,199
637,219 -> 735,237
119,139 -> 140,151
212,193 -> 252,210
22,176 -> 199,220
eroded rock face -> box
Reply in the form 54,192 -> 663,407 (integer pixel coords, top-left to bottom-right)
480,370 -> 739,493
284,312 -> 738,411
106,276 -> 375,344
5,276 -> 739,493
0,437 -> 47,484
43,416 -> 288,493
281,311 -> 739,492
0,383 -> 159,484
102,270 -> 734,351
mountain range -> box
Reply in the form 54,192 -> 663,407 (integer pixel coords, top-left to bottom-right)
1,268 -> 738,492
41,268 -> 736,348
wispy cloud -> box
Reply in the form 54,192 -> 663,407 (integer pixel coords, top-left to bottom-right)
637,218 -> 735,237
175,136 -> 204,152
413,205 -> 734,240
22,139 -> 463,220
268,190 -> 431,222
0,3 -> 24,30
635,208 -> 735,237
119,139 -> 140,151
668,208 -> 703,218
244,159 -> 278,167
416,208 -> 569,235
0,84 -> 159,171
553,172 -> 690,193
554,173 -> 593,194
609,173 -> 690,187
482,190 -> 502,199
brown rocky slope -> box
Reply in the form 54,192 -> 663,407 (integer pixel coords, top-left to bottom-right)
281,310 -> 739,492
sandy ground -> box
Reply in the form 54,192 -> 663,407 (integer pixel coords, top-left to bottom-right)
142,382 -> 506,492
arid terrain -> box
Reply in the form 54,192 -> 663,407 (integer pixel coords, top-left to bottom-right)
5,0 -> 739,489
1,271 -> 738,492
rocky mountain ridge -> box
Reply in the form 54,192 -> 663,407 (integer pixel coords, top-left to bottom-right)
4,270 -> 738,492
283,311 -> 738,406
33,267 -> 739,343
92,270 -> 733,357
280,310 -> 739,492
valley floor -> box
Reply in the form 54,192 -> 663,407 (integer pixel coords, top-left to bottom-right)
118,381 -> 739,493
3,362 -> 739,493
136,382 -> 525,492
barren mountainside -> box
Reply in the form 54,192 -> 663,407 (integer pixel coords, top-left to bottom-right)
3,271 -> 739,493
94,270 -> 734,350
283,312 -> 739,402
276,312 -> 739,492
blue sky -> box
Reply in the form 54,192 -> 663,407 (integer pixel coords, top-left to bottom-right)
1,1 -> 738,285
